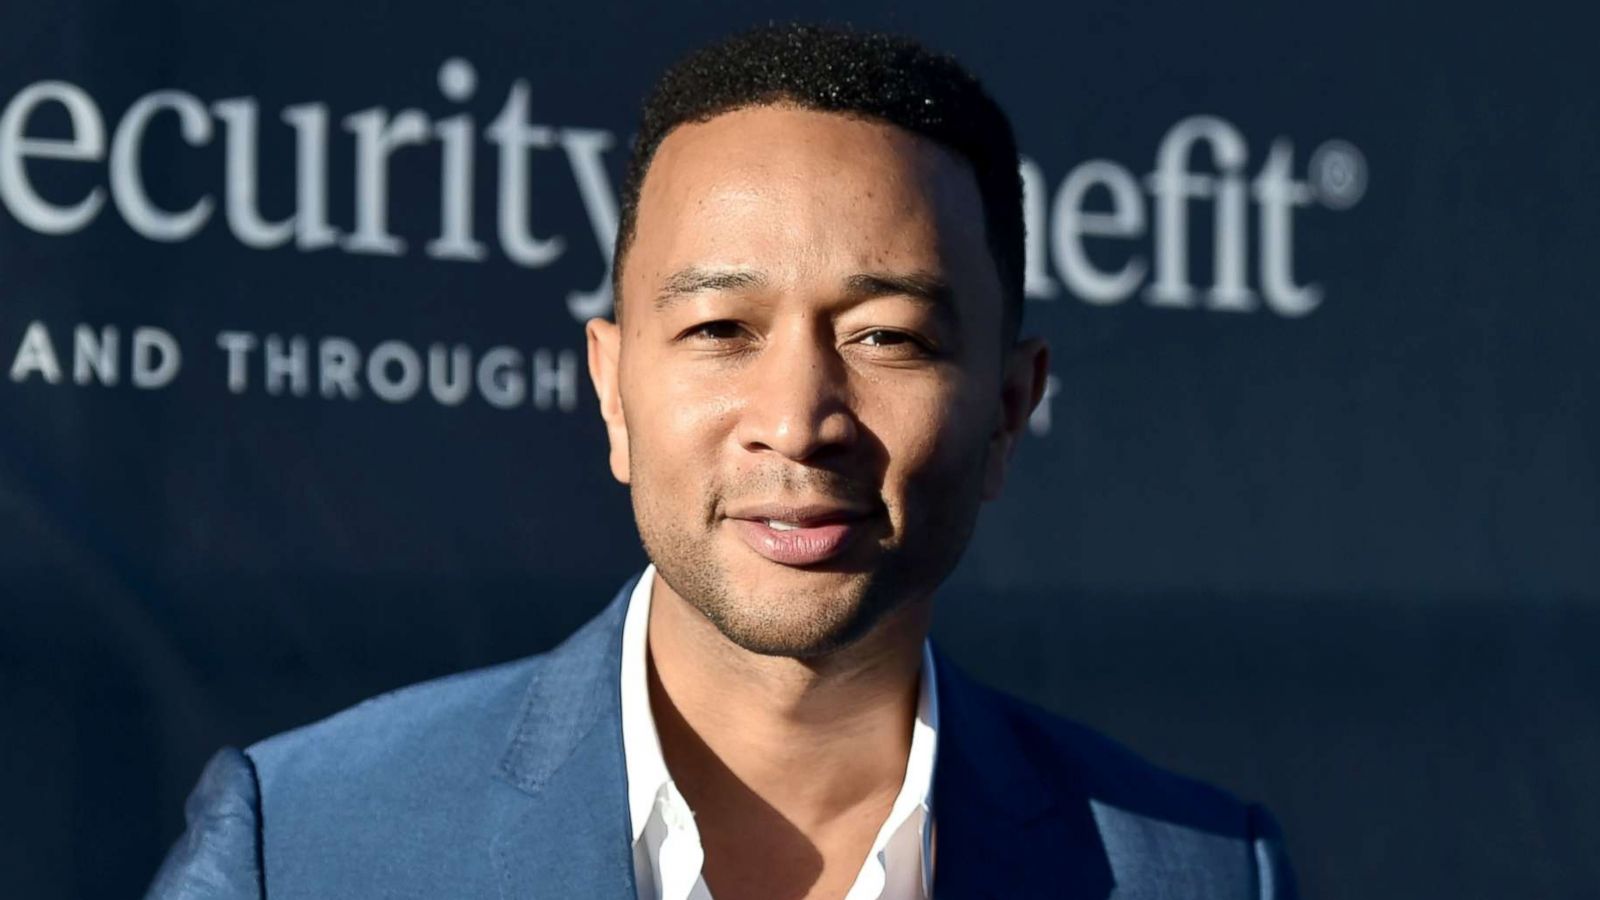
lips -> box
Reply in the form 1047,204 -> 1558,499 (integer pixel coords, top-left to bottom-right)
724,503 -> 873,566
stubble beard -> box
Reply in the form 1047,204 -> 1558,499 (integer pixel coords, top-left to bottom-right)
628,461 -> 985,661
632,488 -> 904,659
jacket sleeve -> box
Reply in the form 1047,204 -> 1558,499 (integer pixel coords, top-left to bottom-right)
1247,803 -> 1300,900
144,747 -> 266,900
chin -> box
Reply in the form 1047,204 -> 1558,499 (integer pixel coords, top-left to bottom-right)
703,605 -> 867,659
695,563 -> 898,660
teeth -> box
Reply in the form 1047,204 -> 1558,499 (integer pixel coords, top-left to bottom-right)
766,519 -> 801,531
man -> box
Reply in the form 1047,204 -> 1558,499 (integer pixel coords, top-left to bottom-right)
148,24 -> 1296,900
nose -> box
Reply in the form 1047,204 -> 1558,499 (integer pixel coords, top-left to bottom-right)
733,328 -> 858,462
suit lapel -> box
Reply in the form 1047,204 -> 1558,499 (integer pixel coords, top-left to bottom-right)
490,573 -> 642,900
930,649 -> 1114,900
484,580 -> 1115,900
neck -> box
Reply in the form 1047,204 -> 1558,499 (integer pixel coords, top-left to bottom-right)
646,569 -> 929,831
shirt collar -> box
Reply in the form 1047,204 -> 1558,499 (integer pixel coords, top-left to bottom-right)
620,564 -> 673,842
618,563 -> 940,847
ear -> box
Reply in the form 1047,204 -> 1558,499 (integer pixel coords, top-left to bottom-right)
982,336 -> 1050,501
585,316 -> 631,484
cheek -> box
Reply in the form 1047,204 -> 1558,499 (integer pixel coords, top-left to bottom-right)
864,383 -> 991,502
626,369 -> 737,492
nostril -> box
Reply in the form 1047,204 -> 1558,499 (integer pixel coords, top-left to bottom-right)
738,413 -> 857,462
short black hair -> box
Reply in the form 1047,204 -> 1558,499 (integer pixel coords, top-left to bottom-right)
613,22 -> 1025,341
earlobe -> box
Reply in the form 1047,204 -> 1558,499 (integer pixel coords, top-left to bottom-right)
981,336 -> 1050,501
585,317 -> 631,484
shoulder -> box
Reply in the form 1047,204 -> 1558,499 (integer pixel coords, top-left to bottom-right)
153,586 -> 634,898
942,662 -> 1251,825
146,657 -> 552,900
232,652 -> 556,896
244,652 -> 539,792
997,685 -> 1251,827
941,667 -> 1298,897
244,582 -> 632,796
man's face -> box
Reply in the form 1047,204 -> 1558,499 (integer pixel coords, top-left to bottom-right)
587,104 -> 1046,658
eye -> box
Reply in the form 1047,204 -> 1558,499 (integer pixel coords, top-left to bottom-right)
860,330 -> 913,347
682,320 -> 745,341
857,329 -> 934,355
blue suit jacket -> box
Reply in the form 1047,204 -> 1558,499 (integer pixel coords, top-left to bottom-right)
147,572 -> 1298,899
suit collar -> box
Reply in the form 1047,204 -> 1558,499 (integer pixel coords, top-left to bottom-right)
929,648 -> 1114,899
487,573 -> 1114,900
491,570 -> 642,900
496,570 -> 640,794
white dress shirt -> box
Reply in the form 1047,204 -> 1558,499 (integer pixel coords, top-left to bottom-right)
621,564 -> 940,900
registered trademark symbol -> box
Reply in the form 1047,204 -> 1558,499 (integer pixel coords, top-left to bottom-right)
1309,139 -> 1366,209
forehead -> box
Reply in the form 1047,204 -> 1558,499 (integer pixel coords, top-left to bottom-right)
626,104 -> 996,307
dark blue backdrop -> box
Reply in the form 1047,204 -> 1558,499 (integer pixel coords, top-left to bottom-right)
2,3 -> 1596,898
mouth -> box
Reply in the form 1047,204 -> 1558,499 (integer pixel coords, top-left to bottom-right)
724,503 -> 875,566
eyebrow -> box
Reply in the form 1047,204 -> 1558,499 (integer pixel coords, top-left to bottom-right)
842,271 -> 956,317
654,267 -> 768,310
653,266 -> 958,322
